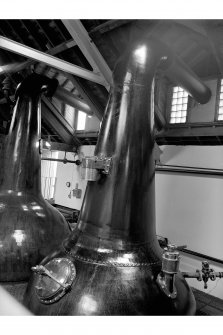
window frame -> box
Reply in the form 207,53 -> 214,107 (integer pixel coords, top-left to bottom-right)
167,85 -> 190,125
215,78 -> 223,122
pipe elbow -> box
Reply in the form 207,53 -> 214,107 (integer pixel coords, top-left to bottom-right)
113,36 -> 211,106
160,51 -> 212,105
15,73 -> 58,99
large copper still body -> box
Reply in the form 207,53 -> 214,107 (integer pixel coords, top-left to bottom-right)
24,38 -> 211,315
0,74 -> 70,283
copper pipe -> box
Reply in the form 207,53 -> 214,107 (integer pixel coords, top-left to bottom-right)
54,85 -> 93,115
161,52 -> 211,104
156,164 -> 223,176
0,73 -> 70,283
24,37 -> 211,315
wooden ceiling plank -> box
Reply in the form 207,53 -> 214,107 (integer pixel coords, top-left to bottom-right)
35,20 -> 55,48
203,22 -> 223,77
21,20 -> 46,51
89,20 -> 136,35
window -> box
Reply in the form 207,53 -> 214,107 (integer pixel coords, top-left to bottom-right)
77,111 -> 86,130
64,104 -> 76,128
217,79 -> 223,121
169,86 -> 189,124
41,151 -> 58,201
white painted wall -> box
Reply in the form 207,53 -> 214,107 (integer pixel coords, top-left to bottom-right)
156,145 -> 223,298
41,150 -> 58,200
54,145 -> 95,210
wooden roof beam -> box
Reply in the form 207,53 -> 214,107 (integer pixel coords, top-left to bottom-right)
62,20 -> 112,90
0,36 -> 105,85
156,123 -> 223,142
0,39 -> 76,76
42,97 -> 81,146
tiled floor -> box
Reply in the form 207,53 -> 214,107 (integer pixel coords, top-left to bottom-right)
193,288 -> 223,315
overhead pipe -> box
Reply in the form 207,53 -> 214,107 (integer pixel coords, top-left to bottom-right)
160,53 -> 211,104
24,37 -> 211,315
54,85 -> 93,115
156,164 -> 223,177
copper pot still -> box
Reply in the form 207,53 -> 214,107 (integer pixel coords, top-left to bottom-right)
24,37 -> 211,315
0,74 -> 70,284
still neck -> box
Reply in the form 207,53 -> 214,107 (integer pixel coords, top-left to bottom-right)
78,44 -> 161,246
1,93 -> 42,195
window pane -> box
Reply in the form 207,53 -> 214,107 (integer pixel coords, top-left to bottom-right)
217,79 -> 223,120
169,86 -> 188,124
77,111 -> 86,130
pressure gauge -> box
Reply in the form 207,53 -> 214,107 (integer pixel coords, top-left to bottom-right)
32,258 -> 76,304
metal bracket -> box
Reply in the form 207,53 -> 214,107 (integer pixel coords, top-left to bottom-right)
81,155 -> 112,181
93,156 -> 112,174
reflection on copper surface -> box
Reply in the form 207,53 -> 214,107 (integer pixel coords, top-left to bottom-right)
12,230 -> 26,246
32,205 -> 41,210
111,253 -> 134,265
36,212 -> 46,218
134,45 -> 147,64
79,294 -> 98,314
97,248 -> 113,253
120,266 -> 138,281
0,203 -> 6,211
